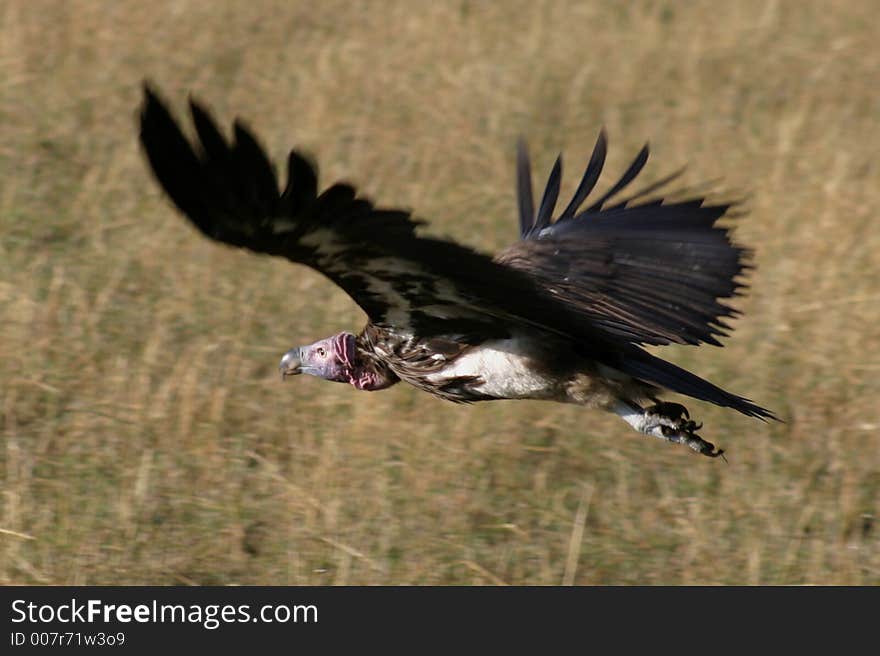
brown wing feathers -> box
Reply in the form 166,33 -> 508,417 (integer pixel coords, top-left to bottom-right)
501,134 -> 747,347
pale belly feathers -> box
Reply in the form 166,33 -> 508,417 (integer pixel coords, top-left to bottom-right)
424,337 -> 558,399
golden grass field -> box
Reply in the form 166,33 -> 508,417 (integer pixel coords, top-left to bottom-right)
1,0 -> 878,585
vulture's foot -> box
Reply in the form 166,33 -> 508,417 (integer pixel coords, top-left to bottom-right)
643,402 -> 725,460
614,401 -> 726,460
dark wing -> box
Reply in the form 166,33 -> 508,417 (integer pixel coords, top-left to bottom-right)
498,133 -> 747,347
138,85 -> 621,346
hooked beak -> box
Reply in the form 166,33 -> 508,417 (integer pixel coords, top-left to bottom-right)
279,348 -> 303,380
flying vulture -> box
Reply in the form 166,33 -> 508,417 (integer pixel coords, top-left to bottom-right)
139,84 -> 776,459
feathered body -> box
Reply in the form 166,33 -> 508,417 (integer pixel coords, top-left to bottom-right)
355,326 -> 648,407
139,84 -> 776,458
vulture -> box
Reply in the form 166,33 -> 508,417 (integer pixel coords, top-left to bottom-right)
139,83 -> 776,459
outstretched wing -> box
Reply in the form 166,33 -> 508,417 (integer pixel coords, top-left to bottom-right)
138,85 -> 618,346
499,133 -> 748,347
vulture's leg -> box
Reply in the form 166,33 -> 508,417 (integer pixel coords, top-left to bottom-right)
613,401 -> 726,460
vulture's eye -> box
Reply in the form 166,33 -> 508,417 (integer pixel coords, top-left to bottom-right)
316,347 -> 326,357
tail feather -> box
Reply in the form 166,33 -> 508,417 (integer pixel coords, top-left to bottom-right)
618,351 -> 777,421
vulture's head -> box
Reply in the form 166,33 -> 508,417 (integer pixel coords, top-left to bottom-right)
279,332 -> 358,384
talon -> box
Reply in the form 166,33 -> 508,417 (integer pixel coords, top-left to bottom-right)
646,401 -> 689,422
624,401 -> 725,461
679,419 -> 703,433
707,447 -> 727,462
685,434 -> 725,460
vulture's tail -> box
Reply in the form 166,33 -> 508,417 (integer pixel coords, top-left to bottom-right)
618,350 -> 778,421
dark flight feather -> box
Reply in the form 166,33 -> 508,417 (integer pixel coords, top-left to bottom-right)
516,139 -> 535,237
558,129 -> 608,221
534,155 -> 562,233
583,143 -> 649,213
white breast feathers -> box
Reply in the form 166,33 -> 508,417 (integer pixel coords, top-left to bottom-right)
426,337 -> 555,399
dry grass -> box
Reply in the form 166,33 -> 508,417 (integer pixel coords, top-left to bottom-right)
1,0 -> 878,585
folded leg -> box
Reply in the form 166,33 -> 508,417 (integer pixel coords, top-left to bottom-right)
613,400 -> 726,459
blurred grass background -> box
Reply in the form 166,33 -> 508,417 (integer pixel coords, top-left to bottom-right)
1,0 -> 878,584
